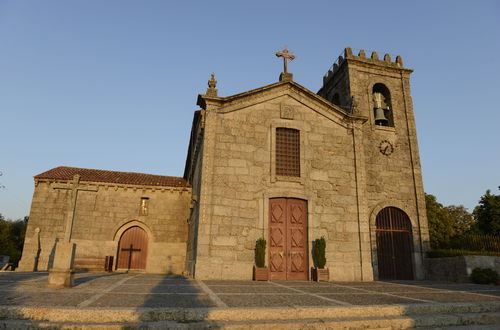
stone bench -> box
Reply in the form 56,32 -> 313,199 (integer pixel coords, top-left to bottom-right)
73,257 -> 106,271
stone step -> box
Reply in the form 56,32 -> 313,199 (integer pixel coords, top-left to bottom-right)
1,312 -> 500,329
1,302 -> 499,323
424,326 -> 500,330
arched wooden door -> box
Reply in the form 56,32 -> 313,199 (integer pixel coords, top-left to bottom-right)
117,226 -> 148,270
376,207 -> 414,280
269,198 -> 308,280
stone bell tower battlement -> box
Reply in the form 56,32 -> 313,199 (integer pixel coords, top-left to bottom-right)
317,47 -> 412,114
323,47 -> 407,85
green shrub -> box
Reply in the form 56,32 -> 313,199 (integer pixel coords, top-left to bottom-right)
471,267 -> 499,284
313,237 -> 326,269
255,238 -> 266,268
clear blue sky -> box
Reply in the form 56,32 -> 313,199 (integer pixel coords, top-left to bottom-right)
1,1 -> 499,219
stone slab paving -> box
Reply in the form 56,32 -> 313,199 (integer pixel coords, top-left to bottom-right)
1,272 -> 500,309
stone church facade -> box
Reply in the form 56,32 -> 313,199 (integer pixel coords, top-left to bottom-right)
18,167 -> 191,274
18,47 -> 429,282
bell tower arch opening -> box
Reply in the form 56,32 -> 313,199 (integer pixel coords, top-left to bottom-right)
372,83 -> 393,127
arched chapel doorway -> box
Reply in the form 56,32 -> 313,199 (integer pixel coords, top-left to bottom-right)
375,207 -> 414,280
117,226 -> 148,270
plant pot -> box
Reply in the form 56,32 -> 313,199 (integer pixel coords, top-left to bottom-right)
311,267 -> 329,282
253,266 -> 269,281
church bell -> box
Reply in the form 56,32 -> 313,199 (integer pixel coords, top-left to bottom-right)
374,107 -> 388,125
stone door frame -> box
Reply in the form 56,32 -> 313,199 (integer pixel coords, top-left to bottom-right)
369,202 -> 420,280
258,189 -> 315,279
374,207 -> 414,280
116,226 -> 149,270
112,220 -> 154,271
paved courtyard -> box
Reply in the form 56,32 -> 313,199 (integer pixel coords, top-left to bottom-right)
1,272 -> 500,309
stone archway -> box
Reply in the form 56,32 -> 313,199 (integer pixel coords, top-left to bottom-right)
375,207 -> 414,280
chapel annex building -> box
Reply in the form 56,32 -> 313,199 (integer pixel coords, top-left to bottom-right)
18,47 -> 430,281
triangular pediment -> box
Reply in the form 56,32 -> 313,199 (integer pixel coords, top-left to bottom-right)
197,80 -> 367,126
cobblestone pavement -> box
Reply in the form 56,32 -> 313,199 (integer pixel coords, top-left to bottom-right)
1,272 -> 499,309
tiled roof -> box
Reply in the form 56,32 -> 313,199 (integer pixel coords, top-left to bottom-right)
35,166 -> 189,188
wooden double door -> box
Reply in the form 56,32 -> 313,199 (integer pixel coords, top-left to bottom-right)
269,198 -> 308,280
117,226 -> 148,270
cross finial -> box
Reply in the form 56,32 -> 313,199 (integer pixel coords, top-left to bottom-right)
208,72 -> 217,89
275,47 -> 296,73
206,72 -> 218,97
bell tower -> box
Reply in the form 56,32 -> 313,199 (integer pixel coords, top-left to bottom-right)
318,47 -> 429,280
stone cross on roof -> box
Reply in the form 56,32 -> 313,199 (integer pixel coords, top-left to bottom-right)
276,47 -> 296,73
206,72 -> 218,97
208,72 -> 217,89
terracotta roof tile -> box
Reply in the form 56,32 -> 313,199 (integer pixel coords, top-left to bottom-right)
35,166 -> 189,188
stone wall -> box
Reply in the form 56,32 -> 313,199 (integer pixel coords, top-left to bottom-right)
186,134 -> 204,276
193,83 -> 370,281
18,180 -> 191,274
426,256 -> 500,282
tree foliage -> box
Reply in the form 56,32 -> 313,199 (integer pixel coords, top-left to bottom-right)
0,214 -> 28,267
426,194 -> 449,248
473,188 -> 500,236
444,205 -> 475,235
425,194 -> 475,249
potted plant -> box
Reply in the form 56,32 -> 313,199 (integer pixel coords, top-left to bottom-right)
311,237 -> 329,282
253,238 -> 268,281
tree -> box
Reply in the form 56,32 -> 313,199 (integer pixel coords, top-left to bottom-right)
0,213 -> 28,267
473,188 -> 500,236
425,194 -> 453,248
444,205 -> 475,235
425,194 -> 476,249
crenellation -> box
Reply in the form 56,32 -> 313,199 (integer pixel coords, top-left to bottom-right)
344,47 -> 353,58
396,55 -> 403,66
322,47 -> 408,90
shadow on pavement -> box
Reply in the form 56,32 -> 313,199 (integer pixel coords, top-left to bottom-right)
1,272 -> 500,328
73,271 -> 120,285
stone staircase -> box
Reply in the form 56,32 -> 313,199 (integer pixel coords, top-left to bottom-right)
0,302 -> 499,329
